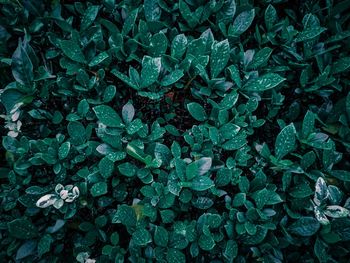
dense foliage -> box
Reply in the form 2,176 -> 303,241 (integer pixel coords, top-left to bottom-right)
1,0 -> 350,262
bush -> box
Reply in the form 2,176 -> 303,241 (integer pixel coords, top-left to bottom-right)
1,0 -> 350,262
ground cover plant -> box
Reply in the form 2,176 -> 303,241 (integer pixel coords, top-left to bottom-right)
1,0 -> 350,262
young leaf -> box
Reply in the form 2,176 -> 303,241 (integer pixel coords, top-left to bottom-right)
247,47 -> 273,69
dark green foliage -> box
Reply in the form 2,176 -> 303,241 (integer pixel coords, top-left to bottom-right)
1,0 -> 350,262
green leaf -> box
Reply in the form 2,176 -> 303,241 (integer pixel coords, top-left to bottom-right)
111,69 -> 139,90
243,73 -> 286,91
99,157 -> 114,178
210,39 -> 230,78
253,188 -> 283,209
140,56 -> 161,88
289,217 -> 320,236
265,4 -> 277,30
118,162 -> 137,177
332,57 -> 350,74
217,0 -> 236,24
171,34 -> 188,59
275,123 -> 296,160
12,39 -> 33,87
60,39 -> 86,64
90,182 -> 108,197
144,0 -> 161,21
296,27 -> 326,42
58,141 -> 70,160
126,119 -> 143,135
187,102 -> 207,121
88,52 -> 109,67
80,5 -> 99,31
190,176 -> 214,191
122,8 -> 138,35
8,219 -> 38,239
161,69 -> 184,86
112,205 -> 137,226
314,238 -> 329,263
93,105 -> 124,128
179,0 -> 198,28
186,157 -> 212,181
38,234 -> 53,257
224,240 -> 238,261
301,110 -> 315,139
198,234 -> 215,251
247,47 -> 273,69
67,121 -> 86,145
167,248 -> 186,263
222,133 -> 247,150
230,9 -> 255,36
132,228 -> 152,246
154,226 -> 169,247
331,170 -> 350,182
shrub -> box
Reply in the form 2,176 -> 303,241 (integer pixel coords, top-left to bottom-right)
1,0 -> 350,262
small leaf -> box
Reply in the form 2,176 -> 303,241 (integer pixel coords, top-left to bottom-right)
275,123 -> 296,160
301,110 -> 315,139
187,102 -> 207,121
93,105 -> 124,128
265,4 -> 277,30
243,73 -> 285,91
